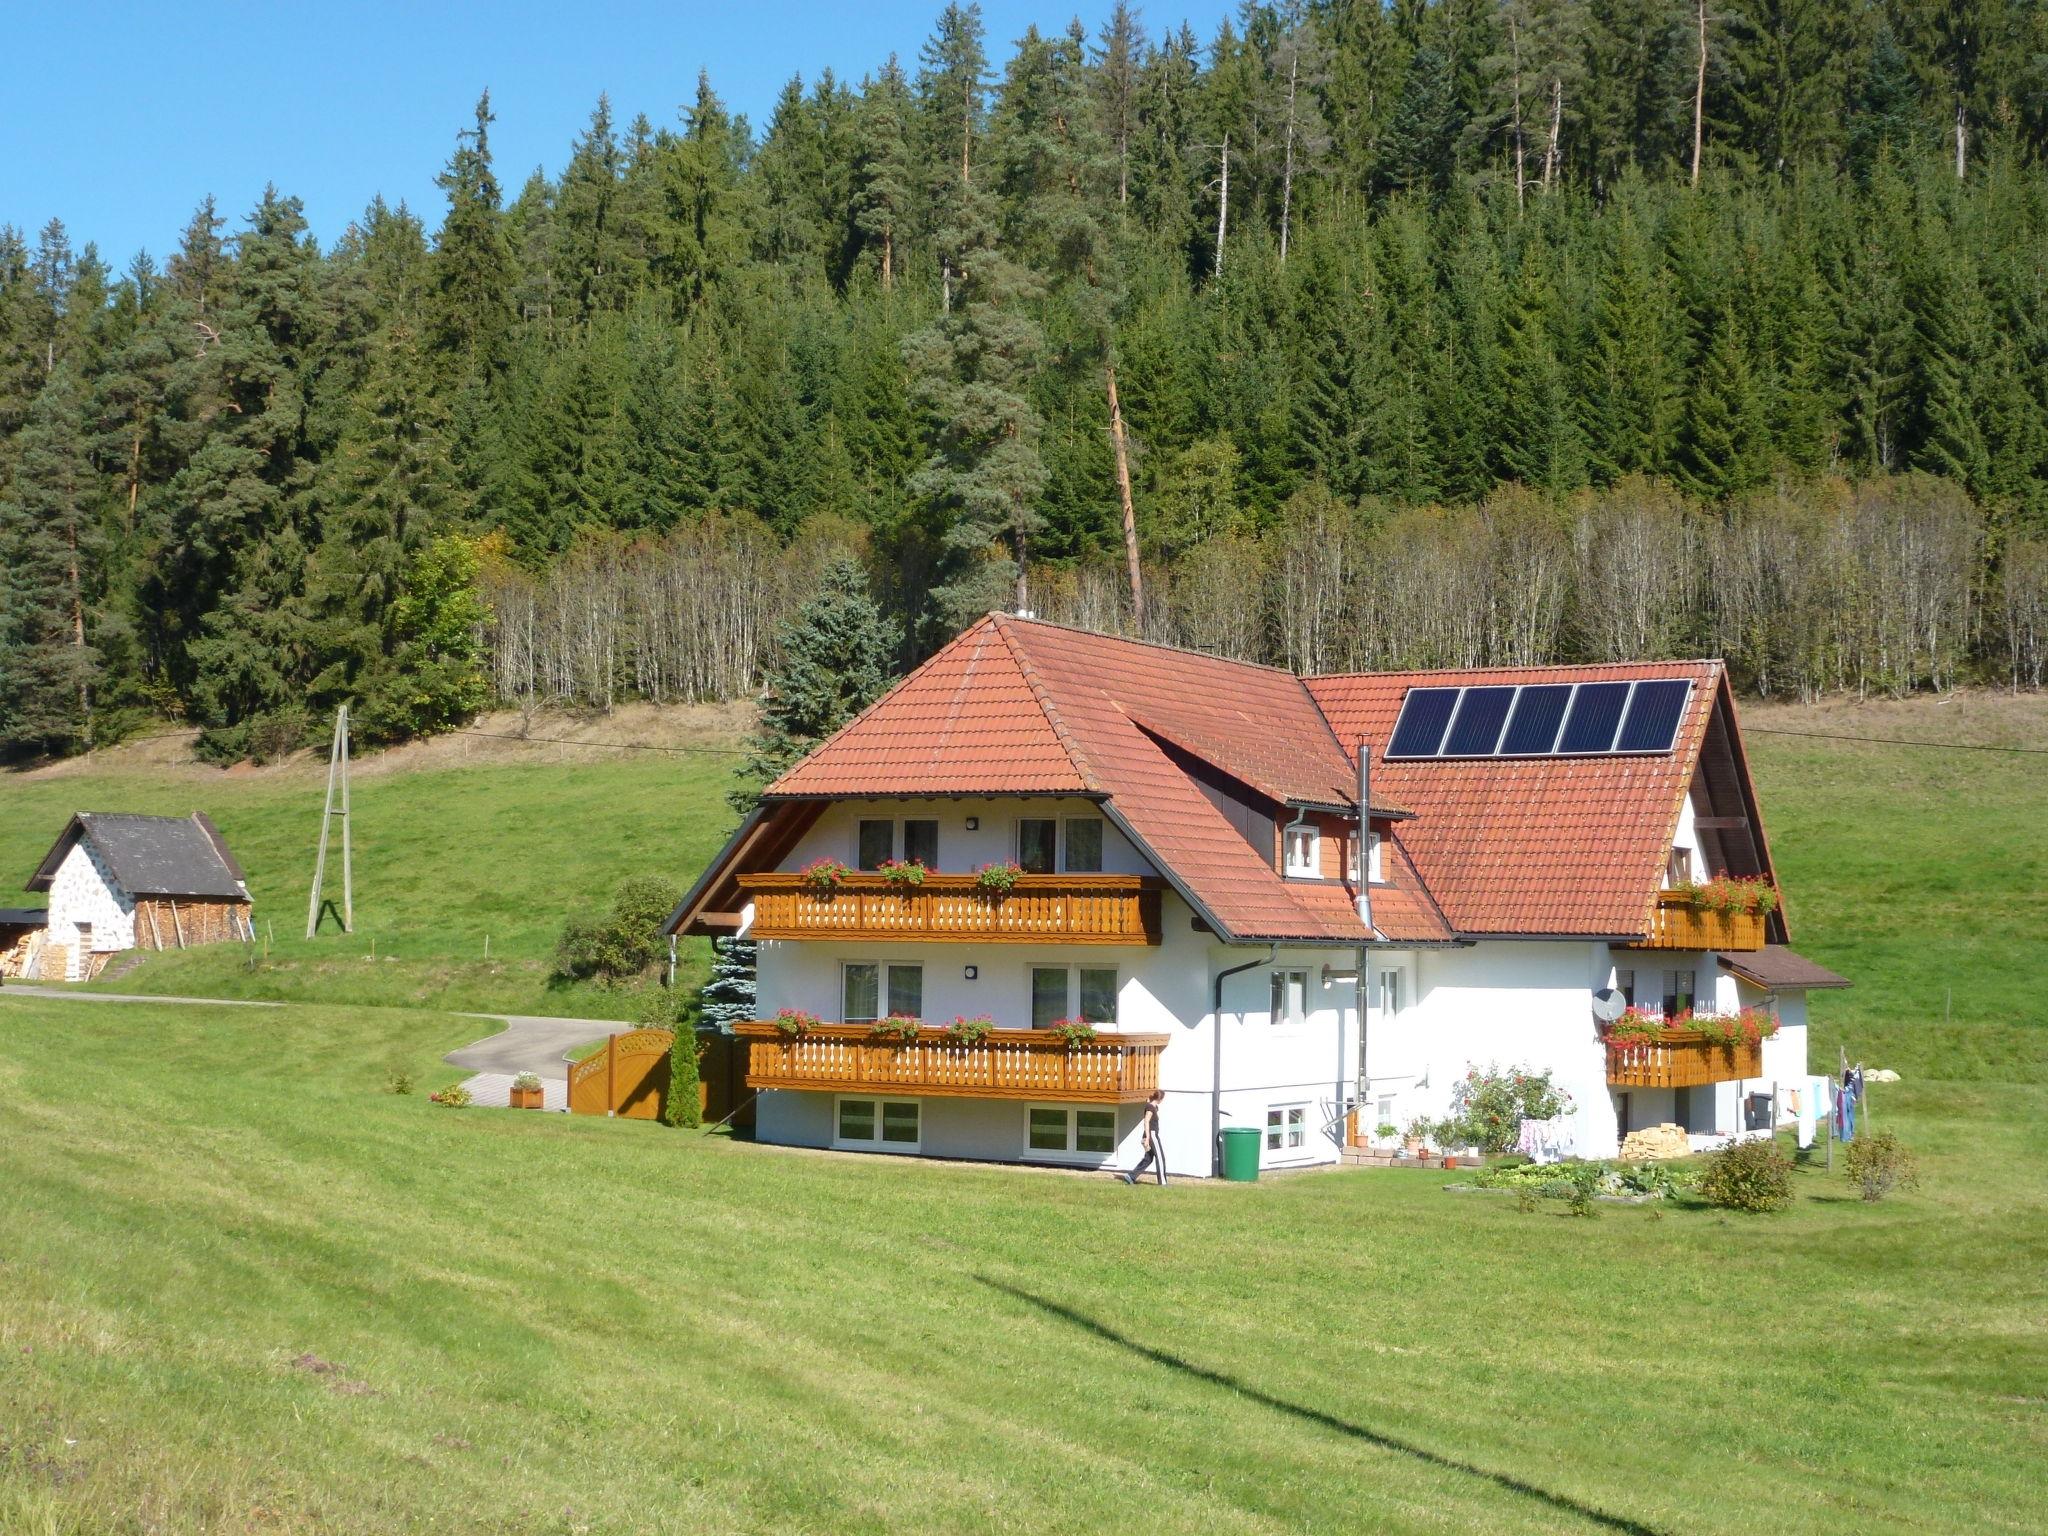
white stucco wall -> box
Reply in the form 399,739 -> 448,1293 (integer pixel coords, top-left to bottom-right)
44,842 -> 135,953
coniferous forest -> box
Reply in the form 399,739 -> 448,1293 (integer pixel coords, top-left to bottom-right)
5,1 -> 2048,762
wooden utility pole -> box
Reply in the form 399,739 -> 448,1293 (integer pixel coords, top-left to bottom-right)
306,705 -> 353,938
1106,358 -> 1144,631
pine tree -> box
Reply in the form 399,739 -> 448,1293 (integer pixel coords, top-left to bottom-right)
0,364 -> 98,755
699,937 -> 758,1030
852,58 -> 917,289
1494,262 -> 1585,491
729,557 -> 900,813
1376,44 -> 1466,196
1677,308 -> 1775,497
429,93 -> 515,376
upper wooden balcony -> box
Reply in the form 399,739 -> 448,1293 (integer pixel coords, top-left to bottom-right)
1620,890 -> 1767,953
1605,1031 -> 1763,1089
738,873 -> 1164,946
733,1022 -> 1170,1103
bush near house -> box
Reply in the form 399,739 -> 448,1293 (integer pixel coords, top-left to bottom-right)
1844,1131 -> 1919,1202
554,875 -> 681,984
1697,1138 -> 1795,1212
1441,1064 -> 1574,1154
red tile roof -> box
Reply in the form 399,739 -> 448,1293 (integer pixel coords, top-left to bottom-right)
735,618 -> 1759,946
1306,661 -> 1723,937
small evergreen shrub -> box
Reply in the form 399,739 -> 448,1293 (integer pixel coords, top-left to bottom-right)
385,1068 -> 415,1095
1697,1138 -> 1794,1212
1844,1130 -> 1918,1202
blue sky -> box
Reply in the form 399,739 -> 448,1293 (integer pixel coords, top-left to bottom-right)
6,0 -> 1234,269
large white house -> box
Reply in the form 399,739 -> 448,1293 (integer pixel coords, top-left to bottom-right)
669,615 -> 1846,1177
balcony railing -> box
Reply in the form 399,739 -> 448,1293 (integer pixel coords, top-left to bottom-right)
733,1022 -> 1170,1103
1620,890 -> 1767,953
738,873 -> 1164,946
1605,1031 -> 1763,1089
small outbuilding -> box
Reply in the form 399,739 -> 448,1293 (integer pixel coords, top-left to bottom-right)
15,812 -> 254,980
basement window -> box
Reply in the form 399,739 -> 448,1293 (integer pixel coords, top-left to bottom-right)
837,1097 -> 920,1151
1027,1105 -> 1118,1158
1283,824 -> 1320,878
1266,1104 -> 1308,1153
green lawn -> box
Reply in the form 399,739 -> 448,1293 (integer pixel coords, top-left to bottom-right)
0,741 -> 741,1018
1,696 -> 2044,1533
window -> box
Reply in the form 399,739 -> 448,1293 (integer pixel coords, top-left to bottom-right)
1064,817 -> 1104,873
1032,965 -> 1120,1027
857,819 -> 894,871
1615,968 -> 1636,1008
1665,846 -> 1692,886
1266,1104 -> 1307,1153
1662,969 -> 1695,1017
1375,967 -> 1404,1018
1028,1104 -> 1118,1157
1030,966 -> 1069,1029
837,1096 -> 920,1150
1283,823 -> 1320,877
1347,831 -> 1383,884
1018,818 -> 1057,873
843,962 -> 922,1023
903,818 -> 939,867
1270,968 -> 1309,1025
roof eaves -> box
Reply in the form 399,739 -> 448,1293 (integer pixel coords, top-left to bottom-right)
1097,800 -> 1239,944
664,807 -> 766,936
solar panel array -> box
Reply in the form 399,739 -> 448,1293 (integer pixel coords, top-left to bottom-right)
1385,678 -> 1693,760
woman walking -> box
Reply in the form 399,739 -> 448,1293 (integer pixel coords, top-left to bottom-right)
1123,1089 -> 1166,1185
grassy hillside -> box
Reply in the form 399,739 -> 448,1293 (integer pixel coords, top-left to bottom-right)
0,993 -> 2042,1536
0,708 -> 746,1018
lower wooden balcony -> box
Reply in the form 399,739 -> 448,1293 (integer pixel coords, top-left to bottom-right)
1606,1031 -> 1763,1089
1619,891 -> 1767,953
733,1022 -> 1170,1103
738,873 -> 1164,945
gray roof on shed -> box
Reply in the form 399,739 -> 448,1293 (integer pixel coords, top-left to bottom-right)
0,907 -> 46,928
27,812 -> 249,900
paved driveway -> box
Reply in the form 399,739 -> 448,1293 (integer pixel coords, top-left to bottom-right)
444,1014 -> 616,1082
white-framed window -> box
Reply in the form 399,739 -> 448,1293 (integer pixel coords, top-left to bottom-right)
1375,967 -> 1404,1018
1615,967 -> 1636,1008
1026,1104 -> 1119,1159
1266,1103 -> 1308,1153
856,817 -> 939,870
1019,815 -> 1106,874
1665,845 -> 1692,886
1269,967 -> 1310,1025
1348,831 -> 1384,884
836,1096 -> 921,1151
1661,969 -> 1695,1017
1283,823 -> 1320,878
1029,965 -> 1119,1028
843,961 -> 923,1023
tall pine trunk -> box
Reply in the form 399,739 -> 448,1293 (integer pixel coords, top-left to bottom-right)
1280,58 -> 1299,262
1691,0 -> 1708,187
1106,358 -> 1143,629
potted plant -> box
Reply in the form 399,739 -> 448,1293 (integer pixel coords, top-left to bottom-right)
974,860 -> 1023,895
509,1070 -> 545,1110
1374,1121 -> 1399,1148
1402,1116 -> 1431,1159
772,1008 -> 819,1038
798,857 -> 851,896
1050,1018 -> 1097,1049
870,1015 -> 922,1043
942,1015 -> 993,1045
875,858 -> 927,888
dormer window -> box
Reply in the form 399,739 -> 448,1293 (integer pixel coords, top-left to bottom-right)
1283,824 -> 1320,878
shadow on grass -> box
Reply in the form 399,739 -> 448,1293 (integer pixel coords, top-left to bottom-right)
978,1277 -> 1668,1536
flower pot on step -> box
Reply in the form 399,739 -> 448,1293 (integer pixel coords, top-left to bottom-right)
510,1085 -> 545,1110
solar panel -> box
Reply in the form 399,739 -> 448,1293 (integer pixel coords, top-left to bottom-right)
1386,687 -> 1459,758
1443,686 -> 1516,755
1383,678 -> 1690,762
1616,678 -> 1692,752
1557,681 -> 1633,753
1499,684 -> 1573,755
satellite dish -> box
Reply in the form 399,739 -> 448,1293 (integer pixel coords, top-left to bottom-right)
1591,987 -> 1627,1023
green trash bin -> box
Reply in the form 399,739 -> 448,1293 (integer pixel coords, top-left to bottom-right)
1219,1125 -> 1262,1182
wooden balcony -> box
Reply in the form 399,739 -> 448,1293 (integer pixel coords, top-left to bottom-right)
1606,1031 -> 1763,1089
1619,890 -> 1767,952
738,873 -> 1164,946
733,1022 -> 1170,1103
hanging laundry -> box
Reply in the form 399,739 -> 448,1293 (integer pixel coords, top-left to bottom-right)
1837,1070 -> 1859,1144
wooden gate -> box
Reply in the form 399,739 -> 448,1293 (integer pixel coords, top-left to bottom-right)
568,1029 -> 674,1120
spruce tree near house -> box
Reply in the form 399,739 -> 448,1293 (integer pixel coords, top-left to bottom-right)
729,558 -> 900,815
699,938 -> 757,1032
